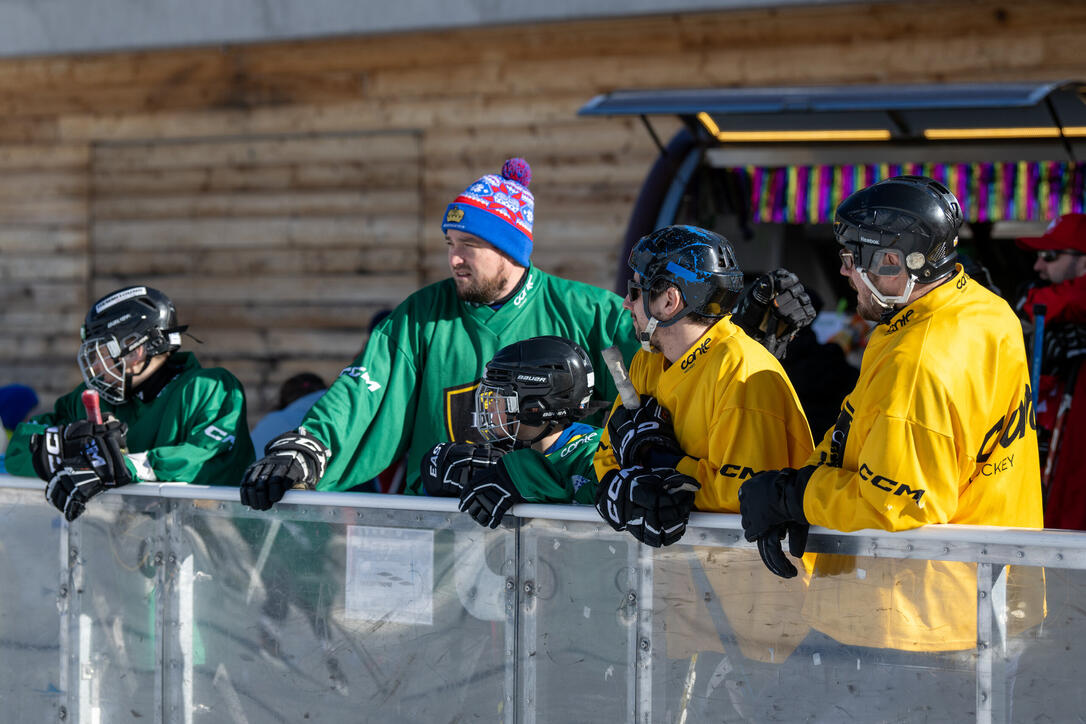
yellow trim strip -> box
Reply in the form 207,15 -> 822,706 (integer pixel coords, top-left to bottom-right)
924,126 -> 1086,140
697,112 -> 1086,144
697,112 -> 890,143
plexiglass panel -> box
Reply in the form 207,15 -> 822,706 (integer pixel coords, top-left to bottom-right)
0,478 -> 1080,724
0,487 -> 64,721
67,493 -> 165,723
519,517 -> 638,723
1010,566 -> 1086,723
170,500 -> 514,723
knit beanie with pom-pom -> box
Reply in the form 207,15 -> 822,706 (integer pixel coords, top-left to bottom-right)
442,157 -> 534,267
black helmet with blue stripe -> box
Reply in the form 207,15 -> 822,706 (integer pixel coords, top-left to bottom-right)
628,224 -> 744,328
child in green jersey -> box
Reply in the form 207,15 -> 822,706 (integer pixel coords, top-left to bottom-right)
8,285 -> 254,520
420,335 -> 604,528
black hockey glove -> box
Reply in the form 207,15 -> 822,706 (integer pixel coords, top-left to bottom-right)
420,442 -> 506,498
45,465 -> 110,522
738,466 -> 815,578
458,461 -> 524,529
732,269 -> 816,360
1042,323 -> 1086,377
239,429 -> 331,511
606,396 -> 684,470
30,419 -> 132,486
595,466 -> 700,547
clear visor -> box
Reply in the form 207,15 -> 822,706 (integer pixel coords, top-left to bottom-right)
839,242 -> 904,277
77,333 -> 147,404
472,382 -> 520,444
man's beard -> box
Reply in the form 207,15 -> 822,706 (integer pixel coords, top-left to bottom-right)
851,278 -> 891,322
455,268 -> 510,304
856,294 -> 885,322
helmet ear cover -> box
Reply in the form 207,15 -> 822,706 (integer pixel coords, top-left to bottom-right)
516,397 -> 577,427
517,398 -> 546,426
142,327 -> 171,358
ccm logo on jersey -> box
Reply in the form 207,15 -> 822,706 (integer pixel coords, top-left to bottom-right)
859,463 -> 925,503
341,365 -> 382,392
512,273 -> 536,307
718,463 -> 761,481
204,425 -> 236,445
681,337 -> 712,371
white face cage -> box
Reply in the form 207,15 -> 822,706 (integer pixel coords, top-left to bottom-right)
473,382 -> 521,445
77,332 -> 148,404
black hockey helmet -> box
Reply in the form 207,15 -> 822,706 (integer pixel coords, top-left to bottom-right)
628,225 -> 744,325
78,286 -> 187,404
474,336 -> 595,446
834,175 -> 962,284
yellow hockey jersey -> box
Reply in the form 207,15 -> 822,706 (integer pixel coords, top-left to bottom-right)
801,267 -> 1044,651
594,316 -> 815,510
593,316 -> 816,663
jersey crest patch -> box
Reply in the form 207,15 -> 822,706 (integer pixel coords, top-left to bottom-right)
444,380 -> 484,443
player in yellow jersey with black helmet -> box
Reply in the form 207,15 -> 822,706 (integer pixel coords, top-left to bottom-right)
739,177 -> 1044,717
592,224 -> 816,718
594,224 -> 815,541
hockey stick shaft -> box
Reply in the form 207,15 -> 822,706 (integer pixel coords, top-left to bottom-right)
1043,360 -> 1081,491
601,346 -> 640,411
1031,304 -> 1046,408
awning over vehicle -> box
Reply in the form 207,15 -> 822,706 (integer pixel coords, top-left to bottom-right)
579,81 -> 1086,145
579,82 -> 1086,223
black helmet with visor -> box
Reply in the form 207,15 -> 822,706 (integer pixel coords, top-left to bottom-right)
834,175 -> 963,310
627,225 -> 744,351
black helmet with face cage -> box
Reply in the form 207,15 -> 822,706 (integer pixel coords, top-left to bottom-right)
473,336 -> 595,446
78,286 -> 186,403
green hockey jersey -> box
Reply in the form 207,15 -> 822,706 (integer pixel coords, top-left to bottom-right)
7,352 -> 254,485
501,422 -> 601,504
302,267 -> 637,495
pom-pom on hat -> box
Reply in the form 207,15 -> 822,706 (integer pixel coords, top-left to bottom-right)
442,158 -> 534,267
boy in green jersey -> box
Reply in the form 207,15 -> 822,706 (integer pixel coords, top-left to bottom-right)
420,336 -> 603,527
7,285 -> 254,520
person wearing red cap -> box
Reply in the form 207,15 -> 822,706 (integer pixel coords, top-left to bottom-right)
1017,213 -> 1086,529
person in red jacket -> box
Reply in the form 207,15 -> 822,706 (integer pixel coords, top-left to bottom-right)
1017,213 -> 1086,529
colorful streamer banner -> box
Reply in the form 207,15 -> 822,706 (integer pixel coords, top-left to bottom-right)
739,161 -> 1086,224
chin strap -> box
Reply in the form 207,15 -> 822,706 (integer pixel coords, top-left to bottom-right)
857,270 -> 917,324
638,317 -> 660,352
513,422 -> 558,450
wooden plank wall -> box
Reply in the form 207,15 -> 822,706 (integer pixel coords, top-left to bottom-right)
0,146 -> 88,401
90,132 -> 422,411
0,0 -> 1083,420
